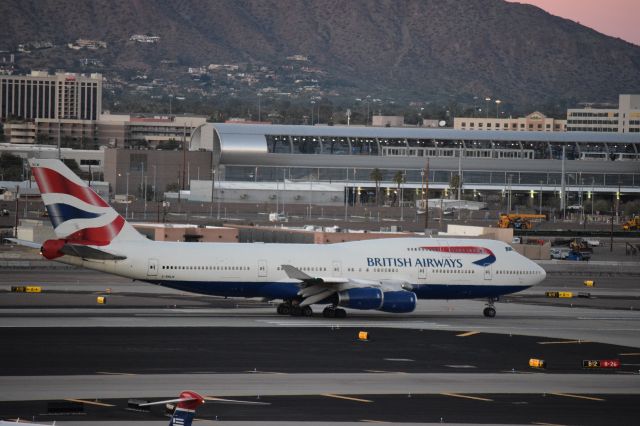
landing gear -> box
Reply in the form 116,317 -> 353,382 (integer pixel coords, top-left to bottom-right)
277,301 -> 313,317
483,297 -> 497,318
276,302 -> 291,315
322,306 -> 347,318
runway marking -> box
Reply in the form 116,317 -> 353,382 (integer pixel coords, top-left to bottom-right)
322,394 -> 373,403
445,364 -> 477,369
96,371 -> 136,376
384,358 -> 414,362
550,393 -> 605,402
441,392 -> 493,402
363,369 -> 407,374
457,331 -> 480,337
533,422 -> 568,426
65,398 -> 115,407
360,420 -> 388,423
244,370 -> 287,374
619,352 -> 640,356
537,340 -> 589,345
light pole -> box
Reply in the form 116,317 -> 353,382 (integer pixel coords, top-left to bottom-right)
257,93 -> 262,122
539,180 -> 543,213
484,97 -> 491,118
125,172 -> 130,219
310,100 -> 315,125
210,168 -> 215,218
495,99 -> 501,119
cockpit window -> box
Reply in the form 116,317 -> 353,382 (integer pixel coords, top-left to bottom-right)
505,247 -> 514,252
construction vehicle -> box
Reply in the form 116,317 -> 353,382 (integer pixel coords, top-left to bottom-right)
622,215 -> 640,231
498,214 -> 547,230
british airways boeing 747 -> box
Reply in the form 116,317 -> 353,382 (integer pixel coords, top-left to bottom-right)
10,159 -> 546,318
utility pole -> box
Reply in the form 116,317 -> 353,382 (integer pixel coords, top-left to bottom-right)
560,145 -> 566,219
424,158 -> 429,234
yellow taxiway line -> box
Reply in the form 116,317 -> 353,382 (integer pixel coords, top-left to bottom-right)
550,392 -> 605,402
65,398 -> 115,407
457,331 -> 481,337
321,394 -> 373,403
441,392 -> 493,402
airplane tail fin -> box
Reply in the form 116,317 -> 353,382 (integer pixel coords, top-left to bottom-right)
169,391 -> 204,426
29,158 -> 144,246
139,391 -> 205,426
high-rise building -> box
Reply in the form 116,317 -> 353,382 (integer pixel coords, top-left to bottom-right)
566,94 -> 640,133
0,71 -> 102,122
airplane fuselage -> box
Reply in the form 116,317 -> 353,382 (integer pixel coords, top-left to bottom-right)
56,237 -> 545,302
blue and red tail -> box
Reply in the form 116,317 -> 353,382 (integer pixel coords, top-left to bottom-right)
29,159 -> 144,246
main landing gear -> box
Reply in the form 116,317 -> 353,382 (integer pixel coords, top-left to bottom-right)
276,301 -> 313,317
322,306 -> 347,318
483,297 -> 497,318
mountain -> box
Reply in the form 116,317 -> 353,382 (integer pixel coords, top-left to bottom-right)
1,0 -> 639,106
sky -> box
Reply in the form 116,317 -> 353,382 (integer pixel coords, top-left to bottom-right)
508,0 -> 640,46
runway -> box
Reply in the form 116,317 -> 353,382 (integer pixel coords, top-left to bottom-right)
1,268 -> 640,425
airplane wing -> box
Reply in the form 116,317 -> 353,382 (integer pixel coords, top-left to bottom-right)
5,238 -> 126,261
3,238 -> 41,249
281,264 -> 412,307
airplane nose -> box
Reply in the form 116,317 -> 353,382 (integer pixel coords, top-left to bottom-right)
538,264 -> 547,282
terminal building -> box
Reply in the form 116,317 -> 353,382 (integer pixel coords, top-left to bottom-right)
175,123 -> 640,205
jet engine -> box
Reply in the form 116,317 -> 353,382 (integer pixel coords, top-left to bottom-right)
337,288 -> 417,313
40,239 -> 65,260
337,288 -> 383,310
379,290 -> 417,313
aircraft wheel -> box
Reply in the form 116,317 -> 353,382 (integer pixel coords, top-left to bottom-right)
322,307 -> 335,318
483,307 -> 496,318
279,304 -> 291,315
335,308 -> 347,318
302,306 -> 313,317
290,306 -> 303,316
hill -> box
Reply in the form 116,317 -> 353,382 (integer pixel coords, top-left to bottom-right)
1,0 -> 639,106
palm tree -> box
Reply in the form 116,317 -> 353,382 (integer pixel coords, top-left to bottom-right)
370,168 -> 383,205
392,170 -> 405,207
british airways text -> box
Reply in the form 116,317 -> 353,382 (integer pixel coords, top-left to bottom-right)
366,257 -> 463,268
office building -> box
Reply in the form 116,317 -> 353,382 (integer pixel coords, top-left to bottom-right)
567,94 -> 640,133
454,112 -> 566,132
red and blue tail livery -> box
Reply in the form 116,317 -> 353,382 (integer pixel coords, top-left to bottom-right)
29,159 -> 142,245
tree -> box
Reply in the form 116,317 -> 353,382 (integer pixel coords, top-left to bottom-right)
449,174 -> 461,199
0,153 -> 23,180
392,171 -> 405,206
370,168 -> 383,206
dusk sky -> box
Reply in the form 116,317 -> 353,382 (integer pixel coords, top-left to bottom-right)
508,0 -> 640,45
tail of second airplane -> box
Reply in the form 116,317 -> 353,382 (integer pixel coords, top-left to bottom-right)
29,158 -> 145,246
139,391 -> 205,426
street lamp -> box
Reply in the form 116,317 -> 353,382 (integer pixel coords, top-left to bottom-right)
495,99 -> 502,119
257,93 -> 263,122
310,100 -> 315,125
484,97 -> 491,118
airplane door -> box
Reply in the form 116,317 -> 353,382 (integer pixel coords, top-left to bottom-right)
418,267 -> 427,282
484,265 -> 492,280
257,260 -> 268,280
332,261 -> 342,277
147,258 -> 158,276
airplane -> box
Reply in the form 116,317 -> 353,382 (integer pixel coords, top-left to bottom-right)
9,159 -> 546,318
139,390 -> 267,426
